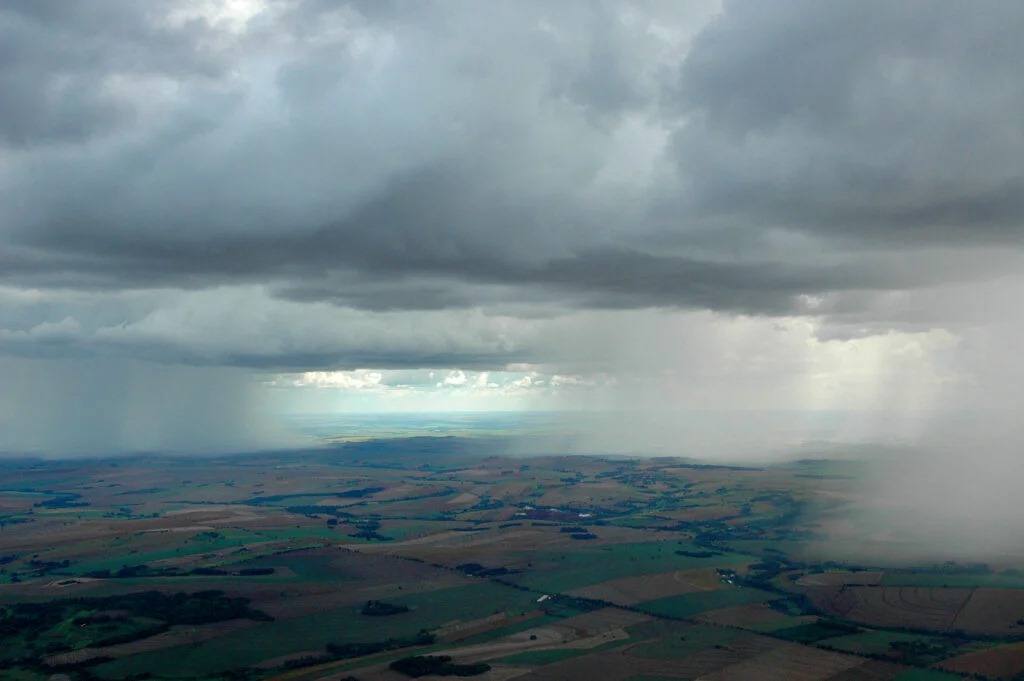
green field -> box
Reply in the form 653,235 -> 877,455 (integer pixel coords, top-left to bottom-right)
495,648 -> 590,665
634,585 -> 774,619
509,541 -> 752,593
824,630 -> 946,655
92,581 -> 539,679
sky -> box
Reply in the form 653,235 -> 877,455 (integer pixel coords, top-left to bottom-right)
2,0 -> 1024,456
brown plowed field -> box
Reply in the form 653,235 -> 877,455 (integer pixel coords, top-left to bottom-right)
820,659 -> 907,681
702,641 -> 863,681
625,633 -> 785,678
951,589 -> 1024,635
798,571 -> 885,587
507,648 -> 690,681
555,607 -> 654,637
939,641 -> 1024,678
696,603 -> 804,629
807,586 -> 972,632
566,568 -> 720,605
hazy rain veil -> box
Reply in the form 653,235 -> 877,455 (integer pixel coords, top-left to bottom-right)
839,299 -> 1024,564
522,298 -> 1024,563
528,308 -> 957,458
0,358 -> 299,456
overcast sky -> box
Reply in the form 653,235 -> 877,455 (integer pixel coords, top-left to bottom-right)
3,0 -> 1024,455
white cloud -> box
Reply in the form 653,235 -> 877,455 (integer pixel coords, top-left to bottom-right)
286,370 -> 384,390
440,370 -> 467,387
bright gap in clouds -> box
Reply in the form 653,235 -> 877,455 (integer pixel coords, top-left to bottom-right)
260,308 -> 964,459
167,0 -> 267,32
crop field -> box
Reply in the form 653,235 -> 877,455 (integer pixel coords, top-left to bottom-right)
938,641 -> 1024,678
807,586 -> 1024,637
805,587 -> 974,632
695,603 -> 815,631
565,567 -> 722,604
0,444 -> 1016,680
880,572 -> 1024,589
93,581 -> 541,678
699,639 -> 865,681
889,670 -> 965,681
948,588 -> 1024,635
505,542 -> 752,594
634,584 -> 776,618
798,571 -> 886,587
822,631 -> 948,656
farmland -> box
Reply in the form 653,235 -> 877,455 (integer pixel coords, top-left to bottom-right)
1,436 -> 1023,680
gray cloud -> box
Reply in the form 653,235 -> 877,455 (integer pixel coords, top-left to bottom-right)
0,0 -> 228,146
1,0 -> 1023,372
671,0 -> 1024,244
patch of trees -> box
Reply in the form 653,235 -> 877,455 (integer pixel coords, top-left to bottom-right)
238,567 -> 274,576
84,564 -> 168,579
360,600 -> 409,616
897,561 -> 992,576
191,567 -> 228,576
676,550 -> 718,558
0,590 -> 272,664
337,486 -> 386,499
732,559 -> 802,595
768,595 -> 815,617
285,505 -> 353,518
455,563 -> 517,577
284,630 -> 437,666
85,564 -> 275,578
28,558 -> 72,571
34,494 -> 89,509
349,529 -> 391,540
389,655 -> 491,678
539,593 -> 608,614
349,519 -> 392,541
114,487 -> 164,495
190,567 -> 274,577
887,638 -> 953,663
246,490 -> 379,507
469,496 -> 504,511
772,619 -> 861,644
92,590 -> 272,626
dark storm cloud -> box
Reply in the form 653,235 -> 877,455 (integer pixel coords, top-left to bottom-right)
0,0 -> 227,146
672,0 -> 1024,244
2,0 -> 1023,368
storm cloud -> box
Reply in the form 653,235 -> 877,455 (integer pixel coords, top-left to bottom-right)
2,1 -> 1024,455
